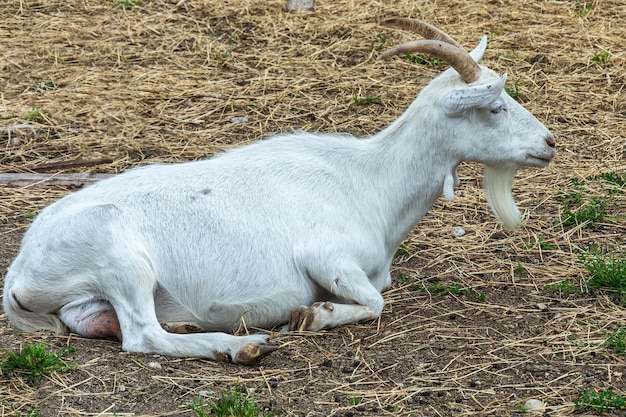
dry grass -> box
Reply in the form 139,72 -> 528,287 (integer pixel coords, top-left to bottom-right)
1,0 -> 625,416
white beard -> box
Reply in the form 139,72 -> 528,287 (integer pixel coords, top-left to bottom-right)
484,165 -> 522,229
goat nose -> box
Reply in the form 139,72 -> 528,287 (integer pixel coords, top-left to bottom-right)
545,135 -> 556,148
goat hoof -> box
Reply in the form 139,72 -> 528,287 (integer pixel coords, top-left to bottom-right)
169,323 -> 204,334
289,302 -> 333,332
214,351 -> 232,363
166,323 -> 204,334
288,305 -> 319,332
234,343 -> 279,365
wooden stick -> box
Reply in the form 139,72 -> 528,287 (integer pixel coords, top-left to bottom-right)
0,173 -> 114,188
24,158 -> 114,173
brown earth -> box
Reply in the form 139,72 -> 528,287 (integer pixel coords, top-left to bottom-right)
1,1 -> 625,416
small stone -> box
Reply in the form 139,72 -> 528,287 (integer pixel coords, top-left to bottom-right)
536,303 -> 548,311
523,399 -> 545,410
198,390 -> 214,397
285,0 -> 314,12
147,361 -> 162,369
451,226 -> 466,237
230,116 -> 248,124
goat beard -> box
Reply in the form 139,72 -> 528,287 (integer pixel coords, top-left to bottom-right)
484,165 -> 522,229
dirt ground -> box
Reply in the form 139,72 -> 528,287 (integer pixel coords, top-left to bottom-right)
1,0 -> 625,416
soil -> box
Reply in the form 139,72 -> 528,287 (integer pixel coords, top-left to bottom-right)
1,1 -> 625,416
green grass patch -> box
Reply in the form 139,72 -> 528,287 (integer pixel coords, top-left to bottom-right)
525,236 -> 559,251
14,409 -> 40,417
20,209 -> 38,219
427,281 -> 460,295
592,49 -> 611,65
574,389 -> 626,412
352,92 -> 381,106
504,78 -> 522,101
24,106 -> 47,123
404,52 -> 443,67
371,32 -> 387,53
590,172 -> 626,190
514,262 -> 529,277
398,274 -> 485,301
605,327 -> 626,354
580,245 -> 626,304
187,385 -> 277,417
116,0 -> 141,10
32,81 -> 57,93
398,273 -> 421,291
545,281 -> 579,295
395,239 -> 412,256
576,3 -> 594,18
559,173 -> 625,228
348,396 -> 362,405
561,197 -> 607,228
0,343 -> 75,386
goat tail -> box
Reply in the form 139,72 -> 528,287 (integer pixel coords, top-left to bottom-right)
2,277 -> 68,335
484,164 -> 522,230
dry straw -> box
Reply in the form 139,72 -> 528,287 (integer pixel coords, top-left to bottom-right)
1,0 -> 624,416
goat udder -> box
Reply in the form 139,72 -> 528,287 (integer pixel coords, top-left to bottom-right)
60,300 -> 123,342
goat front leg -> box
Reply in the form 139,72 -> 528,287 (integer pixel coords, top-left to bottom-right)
289,261 -> 384,332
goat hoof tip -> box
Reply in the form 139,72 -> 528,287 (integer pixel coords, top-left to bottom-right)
234,343 -> 279,365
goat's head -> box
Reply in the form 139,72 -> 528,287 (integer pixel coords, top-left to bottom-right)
378,18 -> 556,229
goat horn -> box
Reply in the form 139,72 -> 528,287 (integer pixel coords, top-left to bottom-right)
378,19 -> 482,84
382,18 -> 463,49
377,39 -> 482,84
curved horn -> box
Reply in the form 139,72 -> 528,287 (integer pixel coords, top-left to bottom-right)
382,18 -> 463,49
377,39 -> 482,84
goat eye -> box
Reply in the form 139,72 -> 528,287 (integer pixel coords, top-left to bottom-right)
490,105 -> 504,114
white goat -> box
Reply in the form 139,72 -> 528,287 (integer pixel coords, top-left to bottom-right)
3,19 -> 555,364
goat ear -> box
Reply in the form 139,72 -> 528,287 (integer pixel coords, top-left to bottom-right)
469,35 -> 488,63
444,73 -> 507,115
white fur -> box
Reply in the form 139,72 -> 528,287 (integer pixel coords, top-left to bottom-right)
2,35 -> 555,360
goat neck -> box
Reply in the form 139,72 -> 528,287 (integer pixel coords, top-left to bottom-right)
366,96 -> 459,246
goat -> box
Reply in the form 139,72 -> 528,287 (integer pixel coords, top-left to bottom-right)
3,19 -> 555,364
